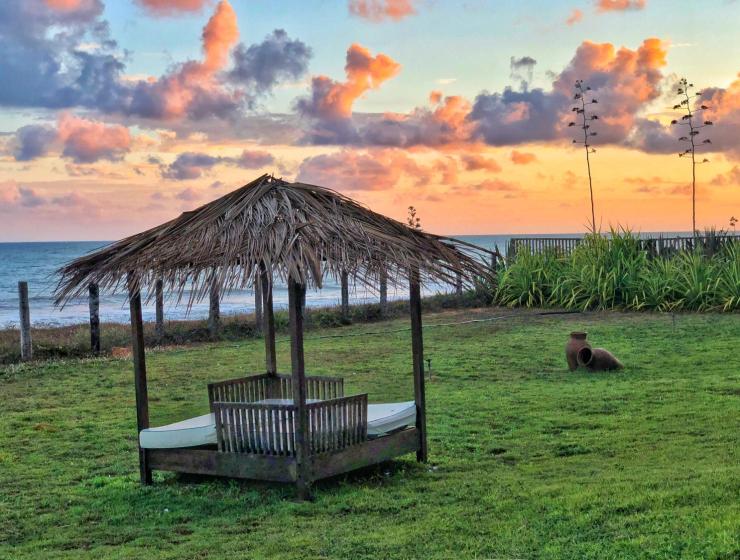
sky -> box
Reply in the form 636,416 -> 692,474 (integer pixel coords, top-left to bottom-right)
1,0 -> 739,241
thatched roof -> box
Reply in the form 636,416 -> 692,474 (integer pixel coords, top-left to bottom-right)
55,174 -> 493,307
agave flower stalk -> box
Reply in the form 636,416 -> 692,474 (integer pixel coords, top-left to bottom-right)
569,80 -> 599,234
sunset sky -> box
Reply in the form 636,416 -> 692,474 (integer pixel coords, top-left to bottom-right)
1,0 -> 739,241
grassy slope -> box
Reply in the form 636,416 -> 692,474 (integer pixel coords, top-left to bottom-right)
0,309 -> 738,559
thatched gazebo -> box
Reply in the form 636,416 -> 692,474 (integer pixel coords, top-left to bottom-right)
55,174 -> 491,498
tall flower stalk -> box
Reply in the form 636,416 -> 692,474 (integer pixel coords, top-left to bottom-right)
671,78 -> 713,235
569,80 -> 599,234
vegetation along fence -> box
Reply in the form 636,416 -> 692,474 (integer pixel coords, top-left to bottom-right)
507,233 -> 740,259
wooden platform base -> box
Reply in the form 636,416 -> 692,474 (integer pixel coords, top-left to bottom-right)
146,428 -> 419,484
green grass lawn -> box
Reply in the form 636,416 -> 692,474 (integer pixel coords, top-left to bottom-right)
1,309 -> 738,559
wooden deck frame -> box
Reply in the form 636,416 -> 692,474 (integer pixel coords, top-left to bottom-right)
127,267 -> 427,498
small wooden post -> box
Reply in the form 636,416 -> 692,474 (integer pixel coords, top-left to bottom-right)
288,277 -> 311,500
379,268 -> 388,317
254,274 -> 263,335
260,264 -> 277,375
18,281 -> 32,361
155,279 -> 164,340
128,281 -> 152,485
208,282 -> 220,336
409,268 -> 428,463
88,282 -> 100,355
340,270 -> 349,321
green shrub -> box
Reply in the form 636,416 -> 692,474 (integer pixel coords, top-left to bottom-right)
496,230 -> 740,312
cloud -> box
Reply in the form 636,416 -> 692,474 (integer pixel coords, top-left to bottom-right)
470,38 -> 668,146
0,1 -> 311,126
460,154 -> 502,172
57,113 -> 132,163
125,0 -> 240,120
176,186 -> 201,201
566,8 -> 583,25
510,150 -> 537,164
295,43 -> 401,144
348,0 -> 417,22
357,93 -> 472,147
9,114 -> 132,163
135,0 -> 209,16
161,148 -> 275,179
45,0 -> 102,14
596,0 -> 646,12
297,149 -> 422,191
236,149 -> 274,168
162,152 -> 224,179
228,29 -> 312,95
711,166 -> 740,187
628,73 -> 740,159
12,125 -> 58,161
510,56 -> 537,90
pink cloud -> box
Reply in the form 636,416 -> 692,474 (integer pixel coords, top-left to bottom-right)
297,149 -> 421,191
136,0 -> 209,16
57,113 -> 132,163
596,0 -> 646,12
348,0 -> 417,22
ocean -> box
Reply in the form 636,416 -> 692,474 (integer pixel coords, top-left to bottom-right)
0,236 -> 518,327
0,233 -> 654,327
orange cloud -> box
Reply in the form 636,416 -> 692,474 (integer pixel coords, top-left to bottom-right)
136,0 -> 209,15
566,8 -> 583,25
57,113 -> 132,163
511,150 -> 537,165
461,154 -> 502,172
135,0 -> 240,119
304,44 -> 400,121
296,44 -> 400,142
44,0 -> 98,11
596,0 -> 646,12
348,0 -> 416,22
201,0 -> 239,73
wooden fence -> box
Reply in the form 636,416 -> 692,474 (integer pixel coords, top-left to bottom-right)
507,234 -> 740,260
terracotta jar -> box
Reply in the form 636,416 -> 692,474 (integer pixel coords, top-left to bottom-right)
565,332 -> 590,371
577,347 -> 624,371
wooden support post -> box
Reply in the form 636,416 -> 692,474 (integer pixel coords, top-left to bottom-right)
409,268 -> 428,463
288,277 -> 311,500
18,281 -> 32,361
340,270 -> 349,321
155,278 -> 164,340
379,268 -> 388,317
208,282 -> 220,336
88,283 -> 100,355
260,264 -> 277,375
254,274 -> 263,335
128,282 -> 152,485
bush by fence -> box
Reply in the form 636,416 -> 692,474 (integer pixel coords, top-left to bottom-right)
497,230 -> 740,312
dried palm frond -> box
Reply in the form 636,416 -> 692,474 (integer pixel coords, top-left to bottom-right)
55,175 -> 493,308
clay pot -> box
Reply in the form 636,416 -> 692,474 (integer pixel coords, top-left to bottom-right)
565,332 -> 591,371
577,347 -> 624,371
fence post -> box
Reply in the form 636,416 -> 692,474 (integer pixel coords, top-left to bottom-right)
155,279 -> 164,340
18,281 -> 32,361
208,282 -> 220,336
254,274 -> 263,334
88,283 -> 100,354
379,268 -> 388,316
340,270 -> 349,322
